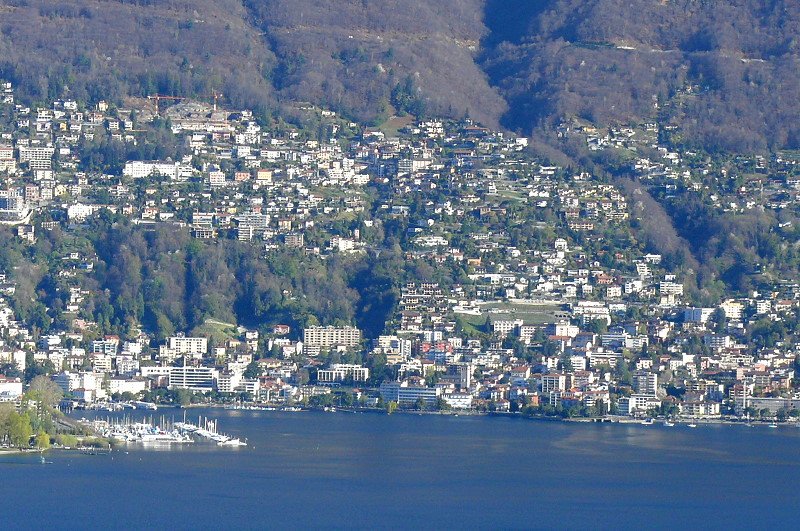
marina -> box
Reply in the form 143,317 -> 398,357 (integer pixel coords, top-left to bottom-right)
83,418 -> 193,444
81,414 -> 247,447
175,416 -> 247,446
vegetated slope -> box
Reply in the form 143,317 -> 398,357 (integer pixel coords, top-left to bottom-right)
0,0 -> 277,112
481,0 -> 800,152
243,0 -> 507,126
0,0 -> 508,127
2,0 -> 800,152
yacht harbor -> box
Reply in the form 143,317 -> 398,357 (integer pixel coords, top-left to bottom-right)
175,417 -> 247,446
81,414 -> 247,447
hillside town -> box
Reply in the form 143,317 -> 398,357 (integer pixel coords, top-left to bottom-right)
0,79 -> 799,424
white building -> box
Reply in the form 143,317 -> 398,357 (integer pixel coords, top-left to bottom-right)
18,145 -> 54,164
52,371 -> 105,400
719,299 -> 744,320
619,394 -> 661,416
67,203 -> 100,222
633,371 -> 658,395
108,377 -> 147,395
684,307 -> 714,324
116,355 -> 140,377
217,370 -> 243,394
374,335 -> 412,357
0,191 -> 30,222
704,334 -> 732,350
0,376 -> 23,401
90,354 -> 113,373
207,170 -> 226,187
379,381 -> 440,407
492,319 -> 523,338
303,326 -> 362,349
541,373 -> 566,394
91,338 -> 119,356
660,281 -> 684,296
168,366 -> 217,391
123,161 -> 181,180
442,392 -> 473,409
547,321 -> 580,338
160,336 -> 208,362
317,364 -> 369,383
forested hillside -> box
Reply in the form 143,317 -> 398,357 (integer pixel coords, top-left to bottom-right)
242,0 -> 507,126
0,217 -> 399,342
1,0 -> 800,151
0,0 -> 277,114
482,0 -> 800,152
0,0 -> 506,126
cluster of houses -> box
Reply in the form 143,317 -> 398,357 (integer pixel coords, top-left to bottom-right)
0,80 -> 798,419
564,117 -> 800,216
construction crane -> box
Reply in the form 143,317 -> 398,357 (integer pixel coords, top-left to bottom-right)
146,94 -> 185,113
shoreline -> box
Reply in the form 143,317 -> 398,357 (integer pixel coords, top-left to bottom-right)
0,448 -> 44,455
94,403 -> 800,428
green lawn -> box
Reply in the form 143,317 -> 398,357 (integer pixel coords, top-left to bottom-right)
457,302 -> 565,327
190,318 -> 239,343
378,115 -> 415,137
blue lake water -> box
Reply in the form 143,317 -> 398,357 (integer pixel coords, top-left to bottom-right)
2,409 -> 798,529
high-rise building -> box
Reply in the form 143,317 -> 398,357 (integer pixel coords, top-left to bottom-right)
303,326 -> 362,348
633,371 -> 658,396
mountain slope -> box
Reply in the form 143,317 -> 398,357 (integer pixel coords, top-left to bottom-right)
1,1 -> 800,151
0,0 -> 508,127
0,0 -> 277,112
243,0 -> 507,126
480,0 -> 800,151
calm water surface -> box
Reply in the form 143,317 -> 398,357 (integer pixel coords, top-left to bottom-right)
2,409 -> 798,529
